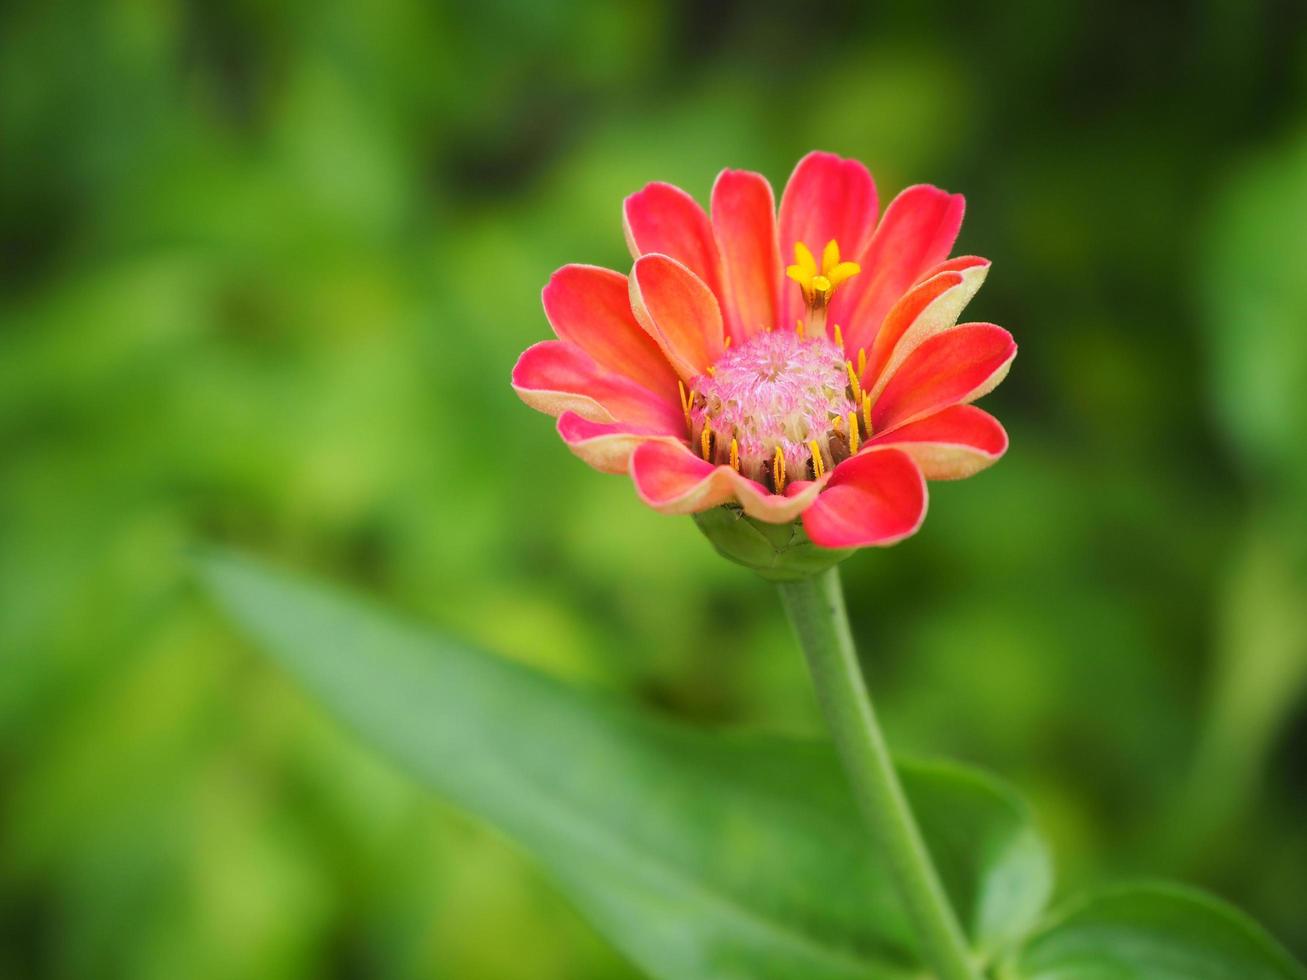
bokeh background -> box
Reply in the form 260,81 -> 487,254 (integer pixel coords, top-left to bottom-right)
4,1 -> 1307,976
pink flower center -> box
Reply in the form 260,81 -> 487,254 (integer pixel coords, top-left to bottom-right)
679,237 -> 869,493
685,326 -> 867,491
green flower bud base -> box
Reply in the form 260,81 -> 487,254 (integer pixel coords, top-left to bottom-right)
693,506 -> 854,582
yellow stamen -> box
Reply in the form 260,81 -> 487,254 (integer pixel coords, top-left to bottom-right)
729,438 -> 740,472
700,422 -> 713,462
862,392 -> 873,436
724,335 -> 732,349
857,347 -> 867,378
795,319 -> 806,340
847,411 -> 860,454
678,380 -> 692,432
822,239 -> 841,273
706,365 -> 716,376
786,238 -> 862,309
831,414 -> 843,431
845,360 -> 862,404
833,323 -> 844,349
808,439 -> 825,479
772,446 -> 786,492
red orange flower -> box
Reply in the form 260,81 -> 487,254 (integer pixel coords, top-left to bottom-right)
513,151 -> 1015,550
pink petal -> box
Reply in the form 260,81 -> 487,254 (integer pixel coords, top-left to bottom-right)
778,152 -> 879,331
711,169 -> 782,342
838,185 -> 966,354
623,182 -> 722,298
629,441 -> 734,514
557,412 -> 685,474
861,257 -> 991,400
543,264 -> 680,397
629,255 -> 726,380
800,448 -> 928,549
629,442 -> 826,522
512,340 -> 684,431
871,323 -> 1017,432
866,405 -> 1008,480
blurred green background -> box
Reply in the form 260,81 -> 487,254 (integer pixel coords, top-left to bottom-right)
4,1 -> 1307,976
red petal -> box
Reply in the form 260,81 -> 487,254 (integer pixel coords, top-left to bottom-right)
872,324 -> 1016,432
778,152 -> 879,331
512,340 -> 683,431
801,449 -> 928,549
711,169 -> 781,342
629,255 -> 726,380
861,257 -> 990,398
838,185 -> 965,353
629,442 -> 826,522
623,182 -> 722,298
557,412 -> 684,474
866,405 -> 1008,480
543,264 -> 680,398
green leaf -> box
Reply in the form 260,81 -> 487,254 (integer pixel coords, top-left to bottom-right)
1002,882 -> 1307,980
197,550 -> 1051,980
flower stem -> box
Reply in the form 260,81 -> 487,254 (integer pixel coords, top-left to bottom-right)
777,567 -> 979,980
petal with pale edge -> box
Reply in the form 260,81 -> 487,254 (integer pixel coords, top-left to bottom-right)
630,441 -> 826,523
557,412 -> 686,474
629,255 -> 726,381
861,257 -> 990,399
839,185 -> 966,353
623,182 -> 722,298
543,264 -> 680,397
711,169 -> 781,342
778,152 -> 879,330
512,340 -> 684,431
800,448 -> 928,549
872,324 -> 1016,433
866,405 -> 1008,480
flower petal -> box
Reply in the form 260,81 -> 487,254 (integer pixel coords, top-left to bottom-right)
629,441 -> 826,522
838,185 -> 966,354
778,152 -> 879,331
711,168 -> 781,342
711,171 -> 778,347
512,340 -> 684,431
872,324 -> 1016,432
629,254 -> 726,380
623,182 -> 722,298
557,412 -> 685,474
800,448 -> 928,549
543,264 -> 680,397
861,257 -> 990,401
866,405 -> 1008,480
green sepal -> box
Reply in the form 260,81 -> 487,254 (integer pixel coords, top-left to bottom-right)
693,505 -> 854,581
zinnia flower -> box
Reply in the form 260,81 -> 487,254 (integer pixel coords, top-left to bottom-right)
513,151 -> 1015,553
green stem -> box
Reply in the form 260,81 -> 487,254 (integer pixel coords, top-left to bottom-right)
777,567 -> 979,980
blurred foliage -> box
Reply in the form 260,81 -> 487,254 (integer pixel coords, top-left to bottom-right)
2,1 -> 1306,977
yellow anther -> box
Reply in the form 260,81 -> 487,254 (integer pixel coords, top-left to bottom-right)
845,360 -> 862,404
724,335 -> 732,349
678,380 -> 692,432
808,440 -> 825,479
822,239 -> 841,273
833,323 -> 844,349
700,422 -> 713,462
786,239 -> 861,308
795,319 -> 806,340
831,414 -> 843,431
857,347 -> 867,378
706,365 -> 716,376
772,446 -> 786,492
862,392 -> 873,436
729,437 -> 740,472
847,411 -> 860,454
